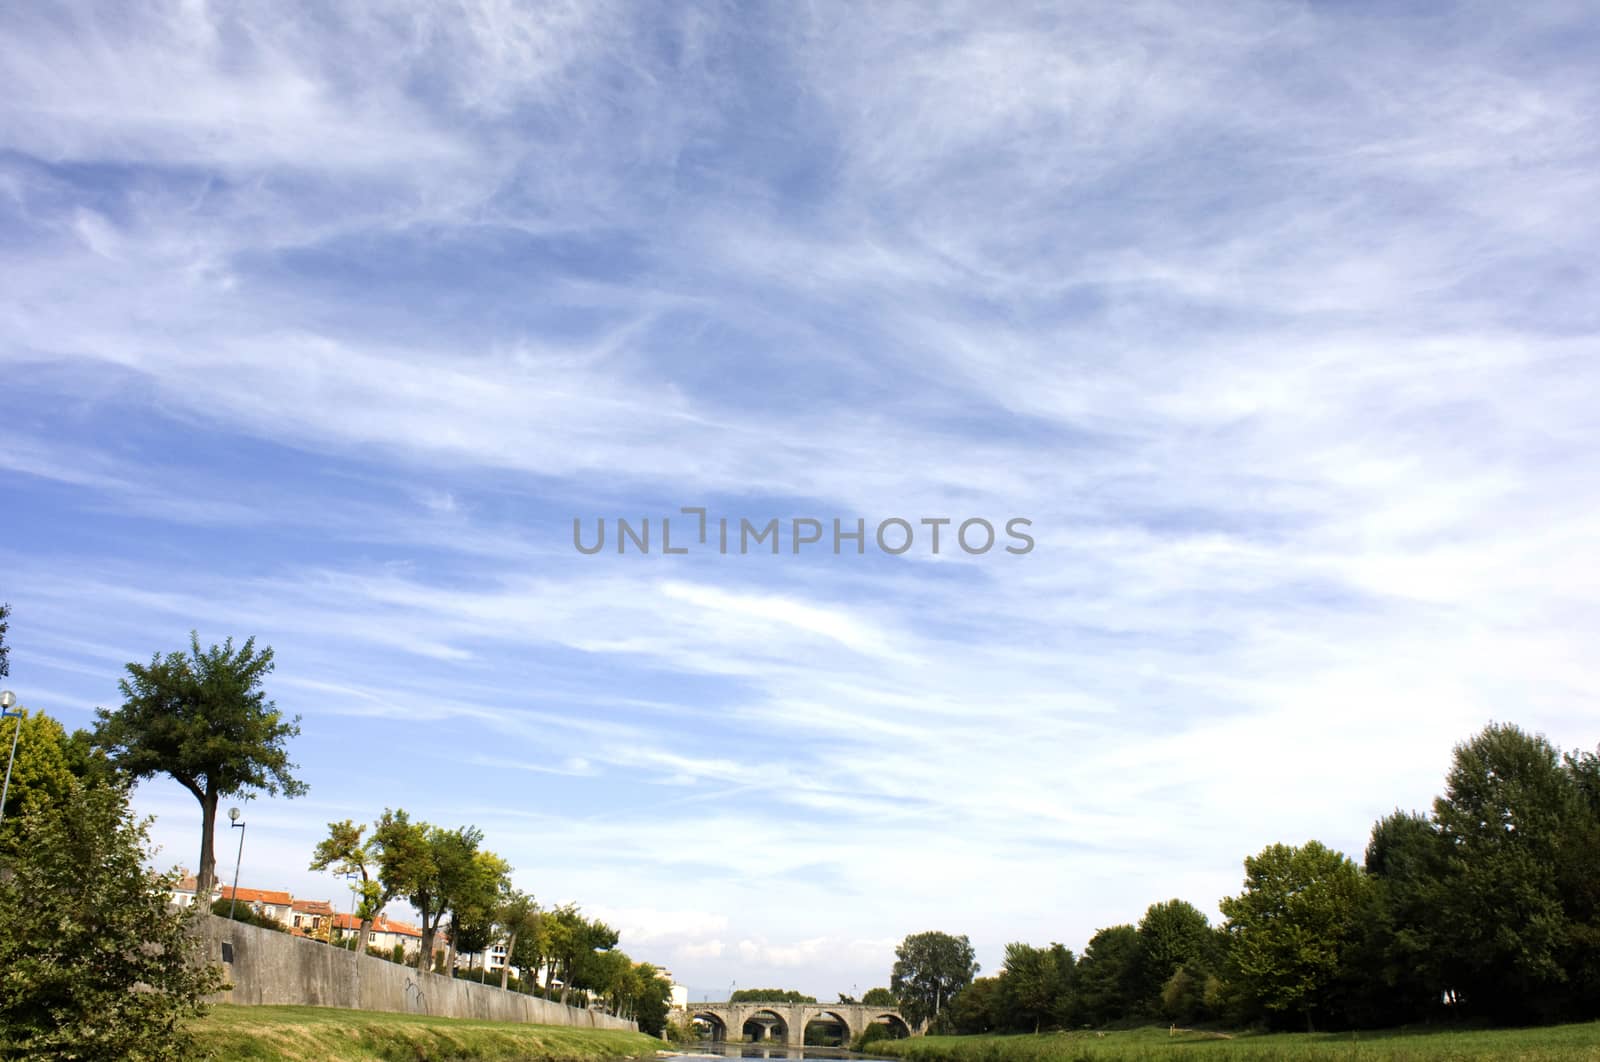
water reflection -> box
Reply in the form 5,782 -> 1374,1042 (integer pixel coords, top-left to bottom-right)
665,1043 -> 890,1061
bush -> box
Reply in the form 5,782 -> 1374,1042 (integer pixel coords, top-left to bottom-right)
0,782 -> 225,1059
209,897 -> 289,932
853,1024 -> 898,1051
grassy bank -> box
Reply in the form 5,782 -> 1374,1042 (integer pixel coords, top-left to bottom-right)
191,1005 -> 665,1062
872,1023 -> 1600,1062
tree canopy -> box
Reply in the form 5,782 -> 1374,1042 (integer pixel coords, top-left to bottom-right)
891,930 -> 979,1029
92,633 -> 305,899
1219,840 -> 1369,1031
0,781 -> 224,1058
730,988 -> 818,1003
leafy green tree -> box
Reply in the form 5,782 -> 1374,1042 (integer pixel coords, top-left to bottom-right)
1219,840 -> 1369,1031
0,781 -> 225,1059
510,907 -> 553,994
542,903 -> 585,1001
497,888 -> 540,991
92,634 -> 305,900
0,708 -> 86,851
1431,723 -> 1584,1021
861,986 -> 899,1007
569,916 -> 621,999
1342,810 -> 1449,1026
1074,924 -> 1141,1026
998,941 -> 1075,1032
309,819 -> 382,954
446,847 -> 511,972
891,930 -> 979,1030
1560,746 -> 1600,1011
630,961 -> 673,1035
1135,899 -> 1217,1011
946,975 -> 1001,1034
371,810 -> 486,975
730,988 -> 818,1003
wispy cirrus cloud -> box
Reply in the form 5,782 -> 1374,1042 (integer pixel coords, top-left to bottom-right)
2,0 -> 1598,999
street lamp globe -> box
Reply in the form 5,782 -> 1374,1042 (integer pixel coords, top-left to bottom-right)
228,807 -> 241,823
0,691 -> 15,709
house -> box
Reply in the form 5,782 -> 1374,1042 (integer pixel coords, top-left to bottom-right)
290,898 -> 335,939
330,912 -> 431,960
169,870 -> 219,909
455,940 -> 511,975
219,885 -> 293,926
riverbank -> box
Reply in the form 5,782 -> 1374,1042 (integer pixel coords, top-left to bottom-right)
192,1004 -> 665,1061
871,1023 -> 1600,1061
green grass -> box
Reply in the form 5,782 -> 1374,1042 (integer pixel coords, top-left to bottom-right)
191,1004 -> 665,1062
871,1024 -> 1600,1062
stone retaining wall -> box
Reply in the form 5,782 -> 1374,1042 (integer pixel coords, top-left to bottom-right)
197,916 -> 637,1030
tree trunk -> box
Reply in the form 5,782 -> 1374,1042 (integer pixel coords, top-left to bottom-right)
445,921 -> 458,974
419,918 -> 434,975
357,918 -> 372,956
501,931 -> 516,990
196,791 -> 220,903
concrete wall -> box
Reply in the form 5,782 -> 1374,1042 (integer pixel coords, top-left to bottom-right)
197,916 -> 637,1031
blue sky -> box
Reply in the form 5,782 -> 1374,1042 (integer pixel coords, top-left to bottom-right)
3,1 -> 1599,1000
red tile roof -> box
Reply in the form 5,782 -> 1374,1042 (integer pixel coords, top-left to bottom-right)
330,912 -> 423,939
292,899 -> 334,915
220,886 -> 293,906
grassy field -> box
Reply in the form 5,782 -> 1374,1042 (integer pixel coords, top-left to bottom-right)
872,1024 -> 1600,1062
190,1005 -> 666,1062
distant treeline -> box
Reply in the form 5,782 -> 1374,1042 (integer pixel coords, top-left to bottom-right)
731,989 -> 819,1003
948,722 -> 1599,1032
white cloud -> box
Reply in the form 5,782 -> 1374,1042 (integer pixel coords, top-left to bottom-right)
3,0 -> 1598,1001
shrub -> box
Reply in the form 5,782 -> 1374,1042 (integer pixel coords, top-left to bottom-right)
0,782 -> 225,1059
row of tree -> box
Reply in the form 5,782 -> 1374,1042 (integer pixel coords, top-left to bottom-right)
309,811 -> 671,1032
930,722 -> 1600,1033
0,621 -> 674,1036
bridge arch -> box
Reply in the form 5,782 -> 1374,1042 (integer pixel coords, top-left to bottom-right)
689,1010 -> 730,1041
871,1012 -> 913,1039
741,1008 -> 790,1042
801,1008 -> 856,1046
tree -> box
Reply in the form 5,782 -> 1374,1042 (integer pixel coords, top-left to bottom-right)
497,888 -> 540,990
447,848 -> 511,973
0,708 -> 87,851
510,908 -> 553,994
0,601 -> 9,678
1074,924 -> 1141,1026
1430,723 -> 1585,1021
730,988 -> 818,1003
862,986 -> 899,1007
891,930 -> 978,1030
947,976 -> 1001,1034
371,810 -> 485,975
998,942 -> 1074,1032
569,917 -> 621,1001
1135,899 -> 1217,1010
1219,840 -> 1369,1031
631,961 -> 673,1036
309,819 -> 382,955
1342,809 -> 1450,1026
92,634 -> 305,901
0,780 -> 225,1058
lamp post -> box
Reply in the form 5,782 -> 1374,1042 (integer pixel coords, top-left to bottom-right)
0,691 -> 21,828
344,872 -> 360,948
226,807 -> 247,920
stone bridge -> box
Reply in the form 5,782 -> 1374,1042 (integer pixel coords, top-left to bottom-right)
680,1002 -> 918,1046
